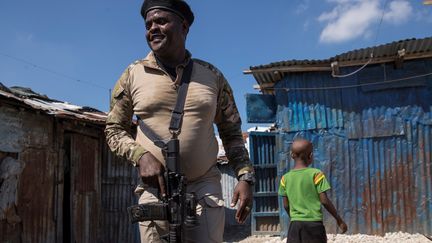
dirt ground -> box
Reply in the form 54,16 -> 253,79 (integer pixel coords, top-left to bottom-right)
224,231 -> 432,243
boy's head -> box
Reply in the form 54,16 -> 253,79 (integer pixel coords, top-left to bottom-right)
291,138 -> 313,166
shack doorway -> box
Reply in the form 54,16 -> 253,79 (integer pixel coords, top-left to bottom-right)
63,133 -> 100,243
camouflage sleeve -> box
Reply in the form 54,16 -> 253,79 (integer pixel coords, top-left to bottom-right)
105,67 -> 147,166
214,74 -> 254,177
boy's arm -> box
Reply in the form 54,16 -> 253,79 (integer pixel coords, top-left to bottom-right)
319,192 -> 348,233
282,196 -> 290,217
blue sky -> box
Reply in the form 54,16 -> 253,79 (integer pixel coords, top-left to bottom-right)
1,0 -> 431,130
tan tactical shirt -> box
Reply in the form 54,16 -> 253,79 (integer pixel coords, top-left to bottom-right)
105,51 -> 253,181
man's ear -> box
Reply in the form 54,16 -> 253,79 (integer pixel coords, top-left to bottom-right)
290,152 -> 295,159
182,21 -> 189,35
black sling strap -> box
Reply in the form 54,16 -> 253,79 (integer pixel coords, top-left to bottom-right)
137,60 -> 194,146
168,60 -> 194,133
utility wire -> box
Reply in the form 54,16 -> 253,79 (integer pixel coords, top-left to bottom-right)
331,53 -> 374,78
374,0 -> 390,45
332,0 -> 390,78
263,72 -> 432,92
0,52 -> 109,90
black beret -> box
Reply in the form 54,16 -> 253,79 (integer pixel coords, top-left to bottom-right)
141,0 -> 194,26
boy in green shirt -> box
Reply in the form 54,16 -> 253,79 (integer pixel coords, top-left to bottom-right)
278,139 -> 347,243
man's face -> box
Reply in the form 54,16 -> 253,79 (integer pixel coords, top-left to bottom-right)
145,9 -> 188,58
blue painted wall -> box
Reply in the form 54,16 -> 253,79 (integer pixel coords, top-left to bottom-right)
249,132 -> 281,235
258,58 -> 432,236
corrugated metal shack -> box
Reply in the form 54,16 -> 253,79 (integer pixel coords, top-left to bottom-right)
0,84 -> 139,243
245,37 -> 432,236
217,133 -> 252,228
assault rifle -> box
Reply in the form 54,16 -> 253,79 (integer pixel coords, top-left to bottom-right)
127,131 -> 198,242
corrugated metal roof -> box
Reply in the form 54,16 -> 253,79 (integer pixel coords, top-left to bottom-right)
0,83 -> 107,124
246,37 -> 432,93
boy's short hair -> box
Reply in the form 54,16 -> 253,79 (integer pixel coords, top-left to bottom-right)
291,138 -> 312,161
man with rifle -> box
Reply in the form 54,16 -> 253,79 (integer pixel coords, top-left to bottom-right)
105,0 -> 255,242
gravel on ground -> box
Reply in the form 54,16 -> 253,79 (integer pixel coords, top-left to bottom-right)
228,232 -> 431,243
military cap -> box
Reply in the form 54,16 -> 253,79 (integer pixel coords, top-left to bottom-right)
141,0 -> 194,26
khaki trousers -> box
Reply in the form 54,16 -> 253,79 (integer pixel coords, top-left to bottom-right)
137,166 -> 225,243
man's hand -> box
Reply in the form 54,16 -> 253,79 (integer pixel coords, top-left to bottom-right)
230,181 -> 253,224
337,219 -> 348,233
138,152 -> 166,197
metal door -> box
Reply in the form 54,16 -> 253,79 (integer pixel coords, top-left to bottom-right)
249,132 -> 281,236
68,133 -> 100,243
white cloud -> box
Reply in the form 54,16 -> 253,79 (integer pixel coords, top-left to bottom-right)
318,0 -> 413,44
327,0 -> 352,4
383,0 -> 413,24
317,7 -> 340,22
319,0 -> 380,43
295,0 -> 310,15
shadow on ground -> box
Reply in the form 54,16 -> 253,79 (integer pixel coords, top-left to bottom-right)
223,208 -> 251,242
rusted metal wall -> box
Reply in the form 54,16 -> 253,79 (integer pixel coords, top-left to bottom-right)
100,142 -> 140,243
0,101 -> 140,242
70,133 -> 100,243
19,148 -> 58,243
218,163 -> 253,228
272,58 -> 432,236
0,104 -> 58,243
218,164 -> 236,225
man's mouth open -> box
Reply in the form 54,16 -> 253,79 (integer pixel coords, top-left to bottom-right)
151,35 -> 164,42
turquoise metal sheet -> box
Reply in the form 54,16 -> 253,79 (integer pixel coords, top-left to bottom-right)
246,94 -> 277,123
